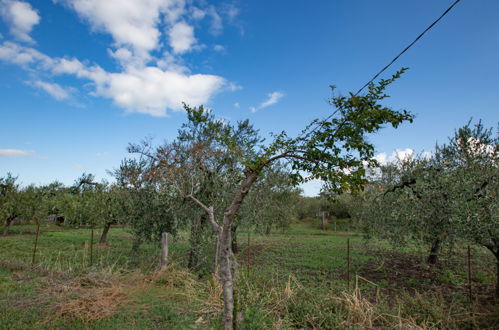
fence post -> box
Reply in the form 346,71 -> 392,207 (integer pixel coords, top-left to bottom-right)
90,227 -> 94,266
160,232 -> 169,270
247,231 -> 251,274
467,245 -> 473,319
31,222 -> 41,266
347,238 -> 350,291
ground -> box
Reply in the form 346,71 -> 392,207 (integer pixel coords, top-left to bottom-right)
0,221 -> 497,329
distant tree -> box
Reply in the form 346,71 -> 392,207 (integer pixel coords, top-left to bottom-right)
112,159 -> 180,251
438,121 -> 498,296
359,120 -> 498,296
0,173 -> 21,235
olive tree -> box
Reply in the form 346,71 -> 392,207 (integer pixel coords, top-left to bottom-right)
112,158 -> 180,252
130,70 -> 413,329
439,121 -> 498,296
0,173 -> 20,236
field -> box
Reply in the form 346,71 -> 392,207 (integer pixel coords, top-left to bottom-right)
1,221 -> 497,329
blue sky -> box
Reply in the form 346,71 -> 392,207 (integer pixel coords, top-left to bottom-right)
0,0 -> 497,195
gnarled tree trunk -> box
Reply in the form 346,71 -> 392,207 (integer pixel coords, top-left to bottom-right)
3,215 -> 15,236
188,214 -> 208,271
99,221 -> 113,244
427,237 -> 441,264
231,223 -> 238,254
187,170 -> 258,330
485,244 -> 499,298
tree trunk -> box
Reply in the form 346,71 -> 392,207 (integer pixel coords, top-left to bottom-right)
187,170 -> 259,330
218,171 -> 259,329
99,222 -> 112,244
231,224 -> 238,254
496,257 -> 499,298
265,222 -> 272,235
159,232 -> 169,270
427,237 -> 441,264
219,219 -> 235,330
131,237 -> 142,252
188,214 -> 208,271
3,216 -> 14,236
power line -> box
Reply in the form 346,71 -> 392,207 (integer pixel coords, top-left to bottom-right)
355,0 -> 461,96
300,0 -> 462,140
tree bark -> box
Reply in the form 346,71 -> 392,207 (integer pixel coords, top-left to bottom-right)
159,232 -> 169,270
131,237 -> 142,252
496,257 -> 499,298
99,222 -> 112,244
218,220 -> 235,330
427,237 -> 441,264
219,171 -> 259,329
231,224 -> 238,254
265,221 -> 272,235
188,214 -> 207,271
3,216 -> 15,236
187,170 -> 259,330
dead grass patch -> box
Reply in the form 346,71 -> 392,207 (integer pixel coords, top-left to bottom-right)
52,285 -> 130,321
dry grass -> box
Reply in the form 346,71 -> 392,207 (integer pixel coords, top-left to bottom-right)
199,273 -> 223,315
52,285 -> 130,321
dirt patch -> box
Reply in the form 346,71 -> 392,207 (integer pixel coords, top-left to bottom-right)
355,248 -> 496,304
236,243 -> 266,266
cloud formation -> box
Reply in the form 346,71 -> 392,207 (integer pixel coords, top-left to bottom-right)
168,21 -> 197,54
0,1 -> 240,116
0,148 -> 33,157
250,91 -> 284,113
32,80 -> 70,100
0,0 -> 40,43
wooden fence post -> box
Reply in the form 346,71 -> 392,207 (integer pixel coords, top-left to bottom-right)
90,227 -> 94,266
160,232 -> 169,270
31,222 -> 41,266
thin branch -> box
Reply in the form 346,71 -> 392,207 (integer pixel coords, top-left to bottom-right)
185,194 -> 221,232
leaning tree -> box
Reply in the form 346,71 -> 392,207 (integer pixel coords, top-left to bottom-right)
129,69 -> 413,329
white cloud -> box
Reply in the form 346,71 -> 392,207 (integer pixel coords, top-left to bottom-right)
1,42 -> 227,116
233,102 -> 240,108
55,0 -> 185,61
0,1 -> 241,116
0,148 -> 33,157
71,164 -> 89,170
0,0 -> 40,43
250,91 -> 284,113
32,80 -> 70,100
207,6 -> 222,35
102,67 -> 225,116
168,21 -> 196,54
213,44 -> 225,52
374,148 -> 415,165
0,41 -> 50,66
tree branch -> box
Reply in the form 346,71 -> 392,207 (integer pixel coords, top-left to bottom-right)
185,194 -> 221,232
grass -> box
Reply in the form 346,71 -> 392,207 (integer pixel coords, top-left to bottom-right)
0,220 -> 497,329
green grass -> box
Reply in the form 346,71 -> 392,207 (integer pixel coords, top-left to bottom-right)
0,221 -> 497,329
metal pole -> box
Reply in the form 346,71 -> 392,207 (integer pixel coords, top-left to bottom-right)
90,227 -> 94,266
247,231 -> 251,274
347,238 -> 350,291
467,245 -> 473,317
